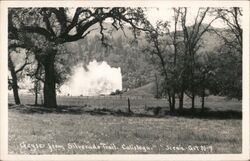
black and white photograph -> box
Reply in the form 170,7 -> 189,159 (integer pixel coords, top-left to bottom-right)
0,0 -> 249,160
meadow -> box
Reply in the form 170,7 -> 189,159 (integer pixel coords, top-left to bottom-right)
8,94 -> 242,154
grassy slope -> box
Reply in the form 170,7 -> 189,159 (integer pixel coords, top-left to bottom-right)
123,83 -> 155,97
9,104 -> 241,154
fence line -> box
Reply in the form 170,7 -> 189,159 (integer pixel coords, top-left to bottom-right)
8,94 -> 168,111
57,95 -> 167,101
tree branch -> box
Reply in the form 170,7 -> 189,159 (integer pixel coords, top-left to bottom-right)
15,53 -> 31,74
41,9 -> 56,37
21,26 -> 53,40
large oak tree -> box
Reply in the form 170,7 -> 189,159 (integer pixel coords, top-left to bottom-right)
9,7 -> 149,108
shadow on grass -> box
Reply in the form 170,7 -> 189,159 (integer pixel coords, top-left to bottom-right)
166,108 -> 242,120
8,104 -> 241,120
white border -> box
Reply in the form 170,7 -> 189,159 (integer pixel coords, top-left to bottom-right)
0,1 -> 249,161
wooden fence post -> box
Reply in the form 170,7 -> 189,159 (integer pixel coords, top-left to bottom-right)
128,98 -> 132,113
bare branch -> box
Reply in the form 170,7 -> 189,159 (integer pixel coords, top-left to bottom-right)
81,28 -> 98,39
21,26 -> 53,40
41,9 -> 56,37
15,53 -> 32,74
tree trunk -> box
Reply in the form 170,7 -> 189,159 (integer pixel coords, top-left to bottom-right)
201,88 -> 205,111
12,75 -> 21,105
35,92 -> 38,105
9,57 -> 21,105
191,92 -> 195,110
171,93 -> 176,113
179,90 -> 184,111
155,74 -> 159,99
127,98 -> 131,113
172,94 -> 175,109
34,81 -> 38,106
43,50 -> 57,108
168,90 -> 175,114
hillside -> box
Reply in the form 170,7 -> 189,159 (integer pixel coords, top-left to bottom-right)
65,23 -> 224,90
123,82 -> 156,97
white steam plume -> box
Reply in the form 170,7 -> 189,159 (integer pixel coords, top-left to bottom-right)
60,60 -> 122,96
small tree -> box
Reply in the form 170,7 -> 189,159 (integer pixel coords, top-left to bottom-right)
28,79 -> 41,105
195,52 -> 217,110
8,47 -> 31,105
143,20 -> 179,114
179,7 -> 219,110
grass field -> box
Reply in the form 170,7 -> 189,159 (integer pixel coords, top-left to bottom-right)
8,94 -> 242,154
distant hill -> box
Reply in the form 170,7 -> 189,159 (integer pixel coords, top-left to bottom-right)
198,26 -> 224,53
84,22 -> 223,54
85,22 -> 135,40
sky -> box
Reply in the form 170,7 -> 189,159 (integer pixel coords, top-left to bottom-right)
68,7 -> 228,31
146,7 -> 227,31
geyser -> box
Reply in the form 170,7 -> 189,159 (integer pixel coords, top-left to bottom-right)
60,60 -> 122,96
